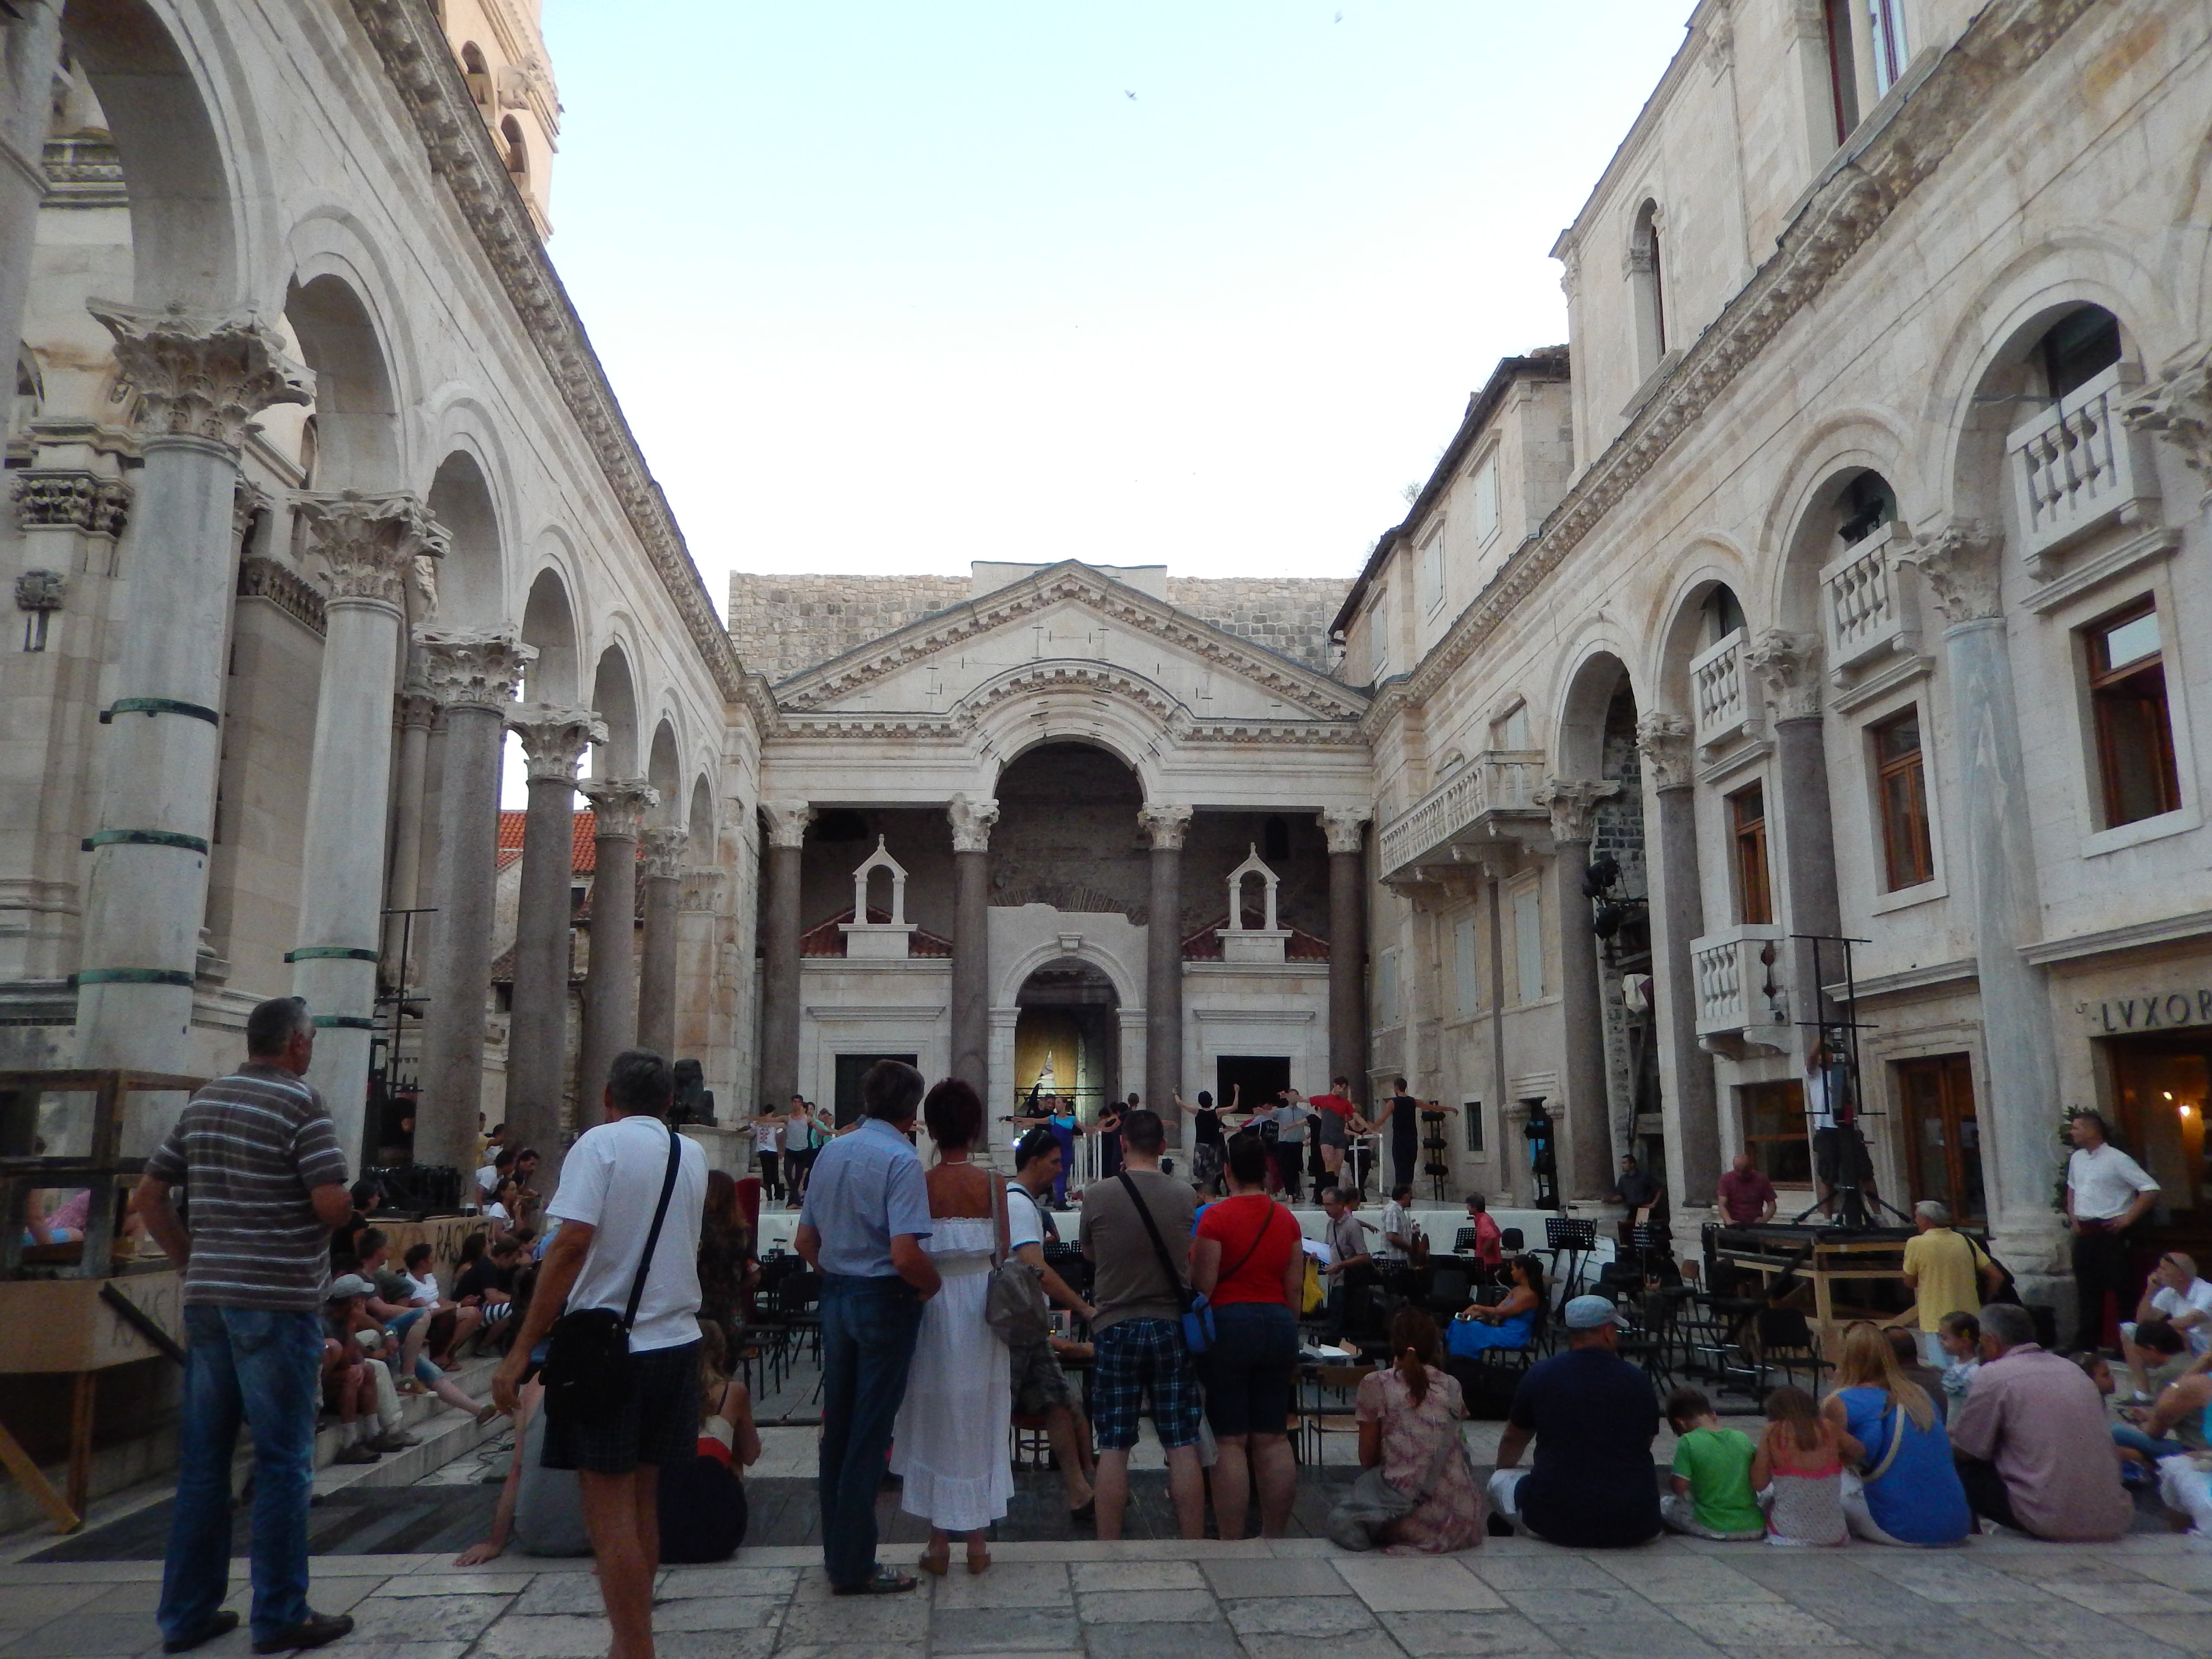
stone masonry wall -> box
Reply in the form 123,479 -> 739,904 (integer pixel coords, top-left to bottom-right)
728,571 -> 1352,682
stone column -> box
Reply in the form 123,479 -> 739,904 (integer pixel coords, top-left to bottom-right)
503,705 -> 605,1186
382,679 -> 439,983
1139,803 -> 1193,1139
948,794 -> 999,1096
416,629 -> 534,1181
758,801 -> 813,1110
1534,777 -> 1620,1204
289,492 -> 449,1163
1637,713 -> 1721,1212
638,825 -> 689,1062
75,306 -> 311,1132
1748,629 -> 1845,1049
0,5 -> 62,368
577,778 -> 658,1103
1903,523 -> 2065,1295
1318,810 -> 1371,1097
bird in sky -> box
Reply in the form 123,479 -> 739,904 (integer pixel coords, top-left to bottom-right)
1125,89 -> 1136,100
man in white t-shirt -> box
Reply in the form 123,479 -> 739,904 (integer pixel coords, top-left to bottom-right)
2122,1250 -> 2212,1397
494,1049 -> 706,1659
2065,1110 -> 2160,1352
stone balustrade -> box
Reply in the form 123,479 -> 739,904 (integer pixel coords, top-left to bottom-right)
2007,362 -> 2160,573
1690,921 -> 1789,1047
1819,525 -> 1921,680
1689,628 -> 1752,750
1376,750 -> 1545,877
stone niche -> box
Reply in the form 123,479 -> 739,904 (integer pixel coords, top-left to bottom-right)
839,837 -> 918,959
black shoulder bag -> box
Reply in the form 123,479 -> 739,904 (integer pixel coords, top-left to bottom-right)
542,1123 -> 684,1427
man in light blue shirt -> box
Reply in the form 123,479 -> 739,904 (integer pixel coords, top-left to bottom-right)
795,1060 -> 939,1593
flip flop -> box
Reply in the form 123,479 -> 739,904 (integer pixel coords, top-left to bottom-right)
833,1567 -> 919,1596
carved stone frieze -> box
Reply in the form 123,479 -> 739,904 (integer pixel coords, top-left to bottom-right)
1138,803 -> 1195,851
1746,629 -> 1823,722
761,801 -> 815,850
1534,777 -> 1620,844
947,794 -> 1001,853
1899,521 -> 2004,625
642,825 -> 690,881
680,867 -> 727,913
238,555 -> 328,636
10,469 -> 129,536
1317,809 -> 1370,856
1394,0 -> 2101,714
87,301 -> 312,450
580,778 -> 658,843
2123,349 -> 2212,496
417,626 -> 534,712
506,703 -> 607,782
295,490 -> 450,609
1634,712 -> 1694,790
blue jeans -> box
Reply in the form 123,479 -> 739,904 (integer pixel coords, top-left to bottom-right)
817,1273 -> 923,1587
160,1305 -> 323,1645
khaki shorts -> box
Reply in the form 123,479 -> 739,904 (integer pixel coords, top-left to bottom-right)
1010,1339 -> 1078,1415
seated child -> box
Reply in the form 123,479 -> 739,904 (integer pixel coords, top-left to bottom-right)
1659,1386 -> 1764,1540
1751,1384 -> 1846,1547
1936,1309 -> 1980,1406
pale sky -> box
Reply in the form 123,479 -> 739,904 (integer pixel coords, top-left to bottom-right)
539,1 -> 1694,600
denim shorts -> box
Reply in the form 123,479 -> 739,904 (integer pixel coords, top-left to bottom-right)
1201,1301 -> 1299,1438
1091,1317 -> 1200,1451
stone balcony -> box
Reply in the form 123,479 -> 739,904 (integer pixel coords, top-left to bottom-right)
1689,628 -> 1756,752
2007,361 -> 2161,577
1690,921 -> 1790,1054
1819,524 -> 1923,682
1376,750 -> 1547,880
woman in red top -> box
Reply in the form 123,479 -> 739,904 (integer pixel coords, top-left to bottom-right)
1192,1132 -> 1308,1538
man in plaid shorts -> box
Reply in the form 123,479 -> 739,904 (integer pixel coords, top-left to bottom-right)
1078,1108 -> 1204,1540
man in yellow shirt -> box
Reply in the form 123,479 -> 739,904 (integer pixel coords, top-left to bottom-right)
1901,1200 -> 2002,1365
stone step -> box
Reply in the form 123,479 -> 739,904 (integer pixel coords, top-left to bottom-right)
309,1354 -> 504,1495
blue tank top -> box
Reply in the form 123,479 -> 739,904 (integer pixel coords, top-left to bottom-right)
1837,1385 -> 1972,1545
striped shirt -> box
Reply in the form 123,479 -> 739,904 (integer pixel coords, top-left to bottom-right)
144,1064 -> 350,1311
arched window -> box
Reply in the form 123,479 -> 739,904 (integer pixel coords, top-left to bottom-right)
1836,472 -> 1896,546
500,117 -> 528,184
2039,305 -> 2122,399
461,43 -> 492,112
1701,584 -> 1745,645
1629,200 -> 1667,370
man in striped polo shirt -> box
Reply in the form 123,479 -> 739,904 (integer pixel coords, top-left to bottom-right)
134,996 -> 358,1655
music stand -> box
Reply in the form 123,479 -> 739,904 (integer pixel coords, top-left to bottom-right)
1544,1215 -> 1598,1300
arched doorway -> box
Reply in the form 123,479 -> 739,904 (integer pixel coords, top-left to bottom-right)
1014,957 -> 1120,1184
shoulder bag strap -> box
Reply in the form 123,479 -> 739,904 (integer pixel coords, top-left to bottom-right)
994,1175 -> 1010,1267
1860,1399 -> 1910,1483
1117,1172 -> 1193,1312
622,1124 -> 685,1333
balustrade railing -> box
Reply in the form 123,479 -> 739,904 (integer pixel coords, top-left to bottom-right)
1820,525 -> 1917,677
1376,750 -> 1545,876
1690,923 -> 1788,1040
2007,361 -> 2159,569
1689,628 -> 1751,750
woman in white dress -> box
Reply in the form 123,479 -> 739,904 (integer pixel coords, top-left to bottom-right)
892,1077 -> 1012,1575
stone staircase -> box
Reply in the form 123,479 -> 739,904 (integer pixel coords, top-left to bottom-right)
309,1354 -> 506,1495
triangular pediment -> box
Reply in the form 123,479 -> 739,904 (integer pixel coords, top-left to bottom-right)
773,561 -> 1368,726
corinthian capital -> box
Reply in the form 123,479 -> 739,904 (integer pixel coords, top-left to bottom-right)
1635,711 -> 1694,791
642,825 -> 691,880
1138,802 -> 1195,851
762,800 -> 815,849
1533,776 -> 1619,844
1745,629 -> 1823,722
417,626 -> 534,712
1317,808 -> 1370,855
88,300 -> 312,450
506,703 -> 606,783
580,778 -> 658,842
1899,521 -> 2003,625
295,490 -> 450,609
948,794 -> 1001,853
2123,349 -> 2212,497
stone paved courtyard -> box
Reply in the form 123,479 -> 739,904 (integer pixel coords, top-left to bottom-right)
4,1532 -> 2211,1659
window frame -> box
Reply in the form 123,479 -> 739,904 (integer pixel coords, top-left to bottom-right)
1739,1079 -> 1811,1186
1729,782 -> 1774,926
1468,450 -> 1500,547
1418,526 -> 1446,617
2084,597 -> 2183,832
1509,879 -> 1544,1005
1870,706 -> 1935,892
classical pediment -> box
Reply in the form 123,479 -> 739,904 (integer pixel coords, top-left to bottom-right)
773,561 -> 1368,727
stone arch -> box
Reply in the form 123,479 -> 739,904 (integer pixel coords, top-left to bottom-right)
282,272 -> 399,490
646,717 -> 682,825
1755,411 -> 1920,641
1647,540 -> 1754,722
995,939 -> 1143,1016
589,641 -> 641,777
63,0 -> 243,309
687,774 -> 716,851
1551,643 -> 1640,781
971,671 -> 1172,801
425,448 -> 506,627
518,565 -> 580,704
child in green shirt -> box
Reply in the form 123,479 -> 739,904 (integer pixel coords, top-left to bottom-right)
1661,1386 -> 1765,1540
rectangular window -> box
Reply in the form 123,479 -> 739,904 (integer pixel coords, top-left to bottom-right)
1464,1101 -> 1485,1154
1491,701 -> 1531,751
1376,947 -> 1401,1029
1419,531 -> 1445,615
1741,1080 -> 1811,1185
1868,0 -> 1908,96
1368,589 -> 1389,681
1898,1054 -> 1984,1223
1730,783 -> 1774,925
1470,455 -> 1500,545
1453,916 -> 1480,1017
1511,884 -> 1543,1003
1871,708 -> 1934,890
2086,600 -> 2182,828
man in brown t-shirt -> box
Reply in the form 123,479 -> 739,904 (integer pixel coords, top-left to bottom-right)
1079,1108 -> 1203,1540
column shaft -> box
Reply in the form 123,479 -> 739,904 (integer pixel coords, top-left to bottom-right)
507,774 -> 582,1179
1146,844 -> 1182,1134
1552,839 -> 1612,1202
1327,849 -> 1367,1092
760,842 -> 804,1107
638,825 -> 687,1061
382,689 -> 434,980
951,850 -> 990,1090
0,6 -> 61,365
1772,714 -> 1843,1037
1651,783 -> 1721,1207
418,702 -> 508,1177
577,782 -> 654,1108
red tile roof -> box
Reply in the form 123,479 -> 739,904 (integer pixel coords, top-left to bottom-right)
800,908 -> 954,958
495,810 -> 606,874
1180,916 -> 1331,961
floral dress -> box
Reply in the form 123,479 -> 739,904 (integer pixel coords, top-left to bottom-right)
1353,1365 -> 1486,1553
